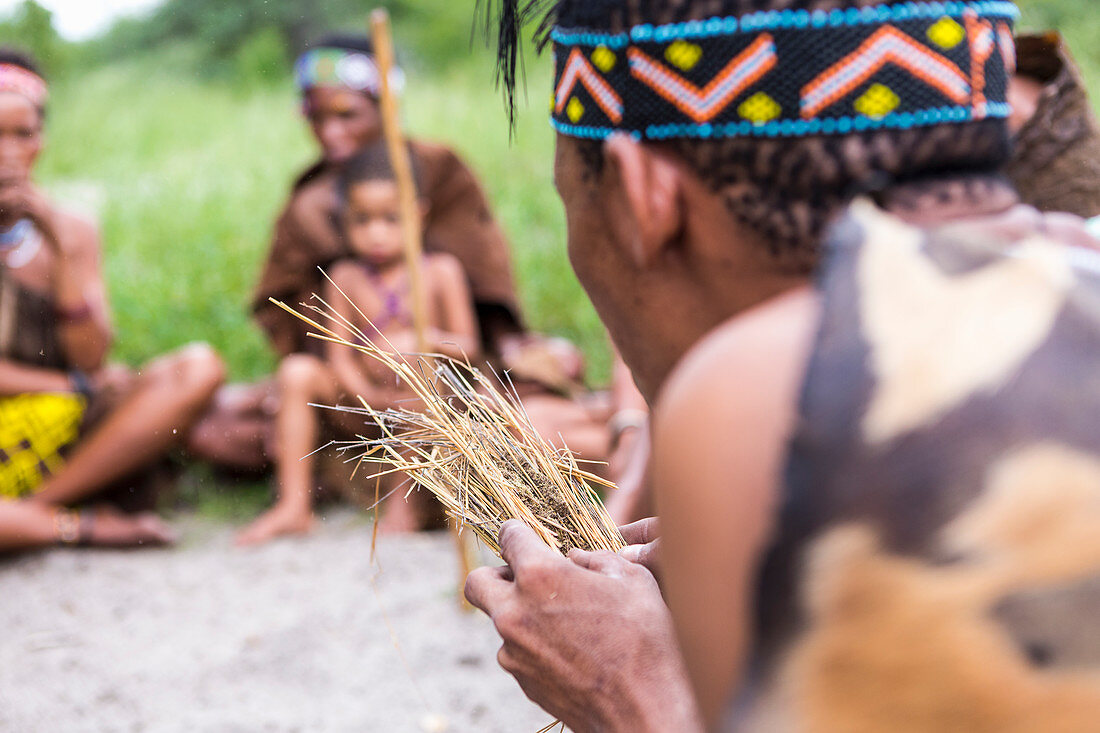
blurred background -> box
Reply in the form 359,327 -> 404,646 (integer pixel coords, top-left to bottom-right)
0,0 -> 1091,390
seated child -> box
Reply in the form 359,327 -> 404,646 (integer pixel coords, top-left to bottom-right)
236,144 -> 480,545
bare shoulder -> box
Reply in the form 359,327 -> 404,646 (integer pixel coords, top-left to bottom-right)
325,259 -> 364,291
51,205 -> 101,259
652,287 -> 821,515
425,251 -> 466,282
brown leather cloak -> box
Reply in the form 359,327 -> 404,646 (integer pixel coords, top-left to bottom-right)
1005,33 -> 1100,219
252,139 -> 523,356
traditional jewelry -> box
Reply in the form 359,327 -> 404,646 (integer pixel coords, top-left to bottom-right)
0,219 -> 41,269
550,1 -> 1018,140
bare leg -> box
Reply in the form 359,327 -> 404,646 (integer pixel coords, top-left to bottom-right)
0,501 -> 175,553
235,354 -> 338,546
31,344 -> 225,507
185,381 -> 275,473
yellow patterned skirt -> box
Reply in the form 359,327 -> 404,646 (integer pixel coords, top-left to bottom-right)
0,393 -> 86,499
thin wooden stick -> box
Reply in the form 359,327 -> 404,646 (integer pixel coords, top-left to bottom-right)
370,8 -> 429,351
369,8 -> 476,604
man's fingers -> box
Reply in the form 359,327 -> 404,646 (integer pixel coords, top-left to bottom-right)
498,519 -> 558,573
568,548 -> 630,576
464,565 -> 513,613
619,516 -> 659,546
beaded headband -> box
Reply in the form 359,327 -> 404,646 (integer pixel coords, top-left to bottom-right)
295,47 -> 405,98
550,1 -> 1018,141
0,64 -> 47,109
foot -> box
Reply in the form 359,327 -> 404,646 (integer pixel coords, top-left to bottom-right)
235,505 -> 314,546
85,507 -> 177,548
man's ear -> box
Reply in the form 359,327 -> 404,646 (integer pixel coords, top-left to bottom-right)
602,134 -> 685,267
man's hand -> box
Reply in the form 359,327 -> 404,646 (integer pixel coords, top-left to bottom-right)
465,520 -> 702,733
618,517 -> 660,581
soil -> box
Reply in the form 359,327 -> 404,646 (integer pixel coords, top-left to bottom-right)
0,510 -> 554,732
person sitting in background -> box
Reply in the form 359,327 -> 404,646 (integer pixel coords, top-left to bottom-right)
189,33 -> 614,486
236,143 -> 480,545
1006,31 -> 1100,219
0,49 -> 225,552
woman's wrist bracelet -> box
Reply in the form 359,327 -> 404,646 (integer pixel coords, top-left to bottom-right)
68,369 -> 94,400
54,507 -> 81,545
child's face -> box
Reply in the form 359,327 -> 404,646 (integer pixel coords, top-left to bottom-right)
342,179 -> 404,267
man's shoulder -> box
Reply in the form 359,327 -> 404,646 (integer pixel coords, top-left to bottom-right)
653,287 -> 820,506
659,287 -> 820,424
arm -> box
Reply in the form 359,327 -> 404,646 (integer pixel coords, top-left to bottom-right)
0,360 -> 73,396
465,521 -> 703,733
650,287 -> 818,727
324,266 -> 385,404
14,189 -> 112,371
50,214 -> 112,370
427,253 -> 481,360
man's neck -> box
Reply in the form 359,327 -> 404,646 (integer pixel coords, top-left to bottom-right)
876,174 -> 1020,228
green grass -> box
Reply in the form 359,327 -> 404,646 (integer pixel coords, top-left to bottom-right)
34,39 -> 610,387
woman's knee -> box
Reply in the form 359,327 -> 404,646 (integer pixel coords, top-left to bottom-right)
277,353 -> 326,393
145,343 -> 226,401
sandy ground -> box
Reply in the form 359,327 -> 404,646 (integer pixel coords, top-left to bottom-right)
0,511 -> 556,733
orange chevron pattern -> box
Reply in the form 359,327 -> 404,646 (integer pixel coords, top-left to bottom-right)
801,26 -> 970,119
964,11 -> 995,118
555,47 -> 624,123
627,34 -> 778,123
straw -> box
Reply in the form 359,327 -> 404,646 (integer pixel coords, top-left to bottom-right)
271,287 -> 624,557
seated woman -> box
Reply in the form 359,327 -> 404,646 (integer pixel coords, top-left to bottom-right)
236,144 -> 479,545
0,49 -> 225,552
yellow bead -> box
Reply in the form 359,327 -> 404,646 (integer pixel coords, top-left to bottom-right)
927,17 -> 965,49
665,40 -> 703,71
738,92 -> 782,124
567,97 -> 585,123
855,83 -> 901,118
591,46 -> 617,73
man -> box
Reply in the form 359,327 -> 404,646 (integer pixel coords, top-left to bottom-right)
465,1 -> 1100,731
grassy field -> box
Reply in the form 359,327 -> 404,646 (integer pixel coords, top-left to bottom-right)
30,1 -> 1100,393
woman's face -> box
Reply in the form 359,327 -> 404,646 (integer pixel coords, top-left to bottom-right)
303,87 -> 381,164
0,92 -> 42,188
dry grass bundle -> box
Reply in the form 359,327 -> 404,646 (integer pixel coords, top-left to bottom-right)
272,290 -> 624,557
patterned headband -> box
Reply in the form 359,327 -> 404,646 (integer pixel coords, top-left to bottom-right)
551,1 -> 1018,141
0,64 -> 47,109
295,47 -> 405,98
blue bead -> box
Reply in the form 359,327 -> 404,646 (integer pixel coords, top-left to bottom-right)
699,123 -> 713,137
793,9 -> 810,27
829,9 -> 845,26
764,121 -> 780,136
723,17 -> 738,33
854,116 -> 869,131
838,118 -> 852,133
811,9 -> 828,27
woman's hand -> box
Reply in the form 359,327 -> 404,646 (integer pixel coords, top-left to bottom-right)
0,182 -> 62,252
